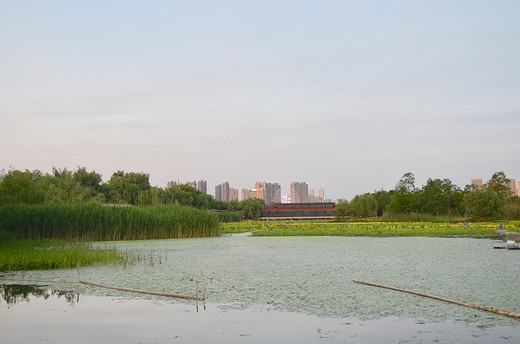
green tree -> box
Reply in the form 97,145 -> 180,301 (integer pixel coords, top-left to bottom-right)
228,199 -> 240,212
419,178 -> 461,215
0,169 -> 49,205
351,194 -> 377,218
463,188 -> 505,220
106,171 -> 151,205
334,199 -> 350,220
505,197 -> 520,220
239,198 -> 265,220
373,190 -> 392,216
486,171 -> 512,199
390,172 -> 418,213
73,167 -> 103,195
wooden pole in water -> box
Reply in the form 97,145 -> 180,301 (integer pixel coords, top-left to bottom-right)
353,280 -> 520,319
202,287 -> 206,301
78,279 -> 204,301
75,264 -> 204,301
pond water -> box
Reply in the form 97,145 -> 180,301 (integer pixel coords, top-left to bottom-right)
1,235 -> 519,343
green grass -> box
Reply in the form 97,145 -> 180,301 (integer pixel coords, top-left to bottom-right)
0,232 -> 125,271
222,220 -> 519,238
0,204 -> 220,241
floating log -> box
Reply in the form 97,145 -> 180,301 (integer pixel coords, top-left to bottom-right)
353,280 -> 520,319
77,264 -> 204,301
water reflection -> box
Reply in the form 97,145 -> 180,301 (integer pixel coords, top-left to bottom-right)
0,284 -> 78,307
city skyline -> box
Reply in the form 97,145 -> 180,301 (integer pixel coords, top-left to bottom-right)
2,1 -> 519,201
170,179 -> 326,203
167,174 -> 520,202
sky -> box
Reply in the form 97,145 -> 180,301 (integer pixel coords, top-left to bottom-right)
1,0 -> 519,201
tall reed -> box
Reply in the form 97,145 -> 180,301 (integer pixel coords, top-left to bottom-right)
0,204 -> 220,241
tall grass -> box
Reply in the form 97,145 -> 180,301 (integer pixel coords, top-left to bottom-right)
0,204 -> 220,241
0,232 -> 124,271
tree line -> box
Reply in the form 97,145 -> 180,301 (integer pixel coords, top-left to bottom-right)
0,167 -> 265,220
335,171 -> 520,221
2,167 -> 519,221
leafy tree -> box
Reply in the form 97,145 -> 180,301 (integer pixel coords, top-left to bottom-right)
73,167 -> 103,194
106,171 -> 151,205
390,172 -> 418,213
350,194 -> 377,218
487,171 -> 512,199
175,185 -> 195,207
239,198 -> 265,220
505,197 -> 520,220
228,200 -> 240,212
373,190 -> 392,216
419,178 -> 461,215
0,169 -> 49,205
463,188 -> 505,220
334,199 -> 350,220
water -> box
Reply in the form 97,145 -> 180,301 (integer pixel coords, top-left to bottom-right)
1,235 -> 519,343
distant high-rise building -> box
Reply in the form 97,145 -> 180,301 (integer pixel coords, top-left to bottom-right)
254,182 -> 281,204
222,182 -> 230,202
230,188 -> 239,201
167,180 -> 179,188
215,182 -> 234,201
471,179 -> 483,189
309,188 -> 316,202
197,180 -> 207,193
508,179 -> 517,197
308,187 -> 324,203
242,188 -> 257,201
215,184 -> 222,201
290,182 -> 308,203
319,188 -> 324,202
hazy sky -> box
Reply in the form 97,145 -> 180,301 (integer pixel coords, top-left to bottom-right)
1,0 -> 519,200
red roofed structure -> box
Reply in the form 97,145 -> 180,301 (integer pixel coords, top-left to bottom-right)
260,202 -> 336,220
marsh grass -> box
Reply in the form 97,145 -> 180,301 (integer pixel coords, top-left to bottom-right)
0,232 -> 124,271
0,204 -> 220,241
227,221 -> 516,238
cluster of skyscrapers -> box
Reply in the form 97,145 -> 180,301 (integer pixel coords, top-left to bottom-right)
289,182 -> 324,203
471,178 -> 520,196
215,182 -> 239,202
167,179 -> 325,204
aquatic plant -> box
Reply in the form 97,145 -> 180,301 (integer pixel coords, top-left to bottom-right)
0,204 -> 220,241
0,232 -> 124,271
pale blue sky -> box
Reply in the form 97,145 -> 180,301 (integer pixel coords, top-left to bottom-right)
1,0 -> 519,200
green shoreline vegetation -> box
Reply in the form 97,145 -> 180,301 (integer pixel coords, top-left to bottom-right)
0,232 -> 124,271
222,220 -> 519,238
1,167 -> 520,271
0,204 -> 220,241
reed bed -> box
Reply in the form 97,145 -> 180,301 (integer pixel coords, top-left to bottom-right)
0,204 -> 220,241
230,221 -> 510,238
0,232 -> 123,271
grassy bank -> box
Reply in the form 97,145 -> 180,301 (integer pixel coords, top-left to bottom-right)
222,221 -> 519,238
0,232 -> 124,271
0,204 -> 220,241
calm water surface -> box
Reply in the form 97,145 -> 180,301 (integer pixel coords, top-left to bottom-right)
1,235 -> 519,343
